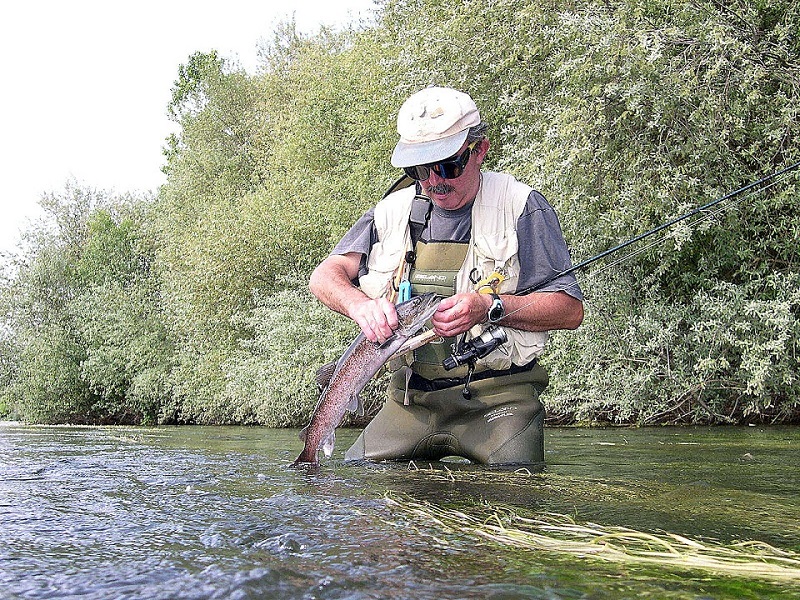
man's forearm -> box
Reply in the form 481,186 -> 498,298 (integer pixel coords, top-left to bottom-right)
309,261 -> 367,319
496,291 -> 584,332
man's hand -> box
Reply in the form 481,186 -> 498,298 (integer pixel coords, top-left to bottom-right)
348,296 -> 399,344
310,253 -> 400,343
431,293 -> 489,338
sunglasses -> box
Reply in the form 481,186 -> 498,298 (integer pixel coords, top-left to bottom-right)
403,141 -> 479,181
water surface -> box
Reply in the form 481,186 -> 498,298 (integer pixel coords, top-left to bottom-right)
1,423 -> 798,599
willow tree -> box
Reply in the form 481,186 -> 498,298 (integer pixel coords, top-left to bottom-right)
153,19 -> 401,424
2,184 -> 171,424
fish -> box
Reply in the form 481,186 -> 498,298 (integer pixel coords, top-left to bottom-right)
293,292 -> 441,466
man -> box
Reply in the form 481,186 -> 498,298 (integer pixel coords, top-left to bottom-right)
310,86 -> 583,465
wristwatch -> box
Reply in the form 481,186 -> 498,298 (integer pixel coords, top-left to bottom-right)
487,292 -> 505,323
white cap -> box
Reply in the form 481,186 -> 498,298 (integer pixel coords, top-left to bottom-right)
391,86 -> 481,168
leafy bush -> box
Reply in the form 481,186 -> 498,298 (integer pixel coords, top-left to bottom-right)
2,0 -> 798,425
222,289 -> 363,426
3,185 -> 177,424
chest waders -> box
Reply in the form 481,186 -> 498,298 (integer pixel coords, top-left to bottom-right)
344,230 -> 549,466
408,240 -> 469,378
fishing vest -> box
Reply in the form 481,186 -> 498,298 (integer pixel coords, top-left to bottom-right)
358,172 -> 550,373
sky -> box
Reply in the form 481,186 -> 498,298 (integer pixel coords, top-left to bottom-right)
0,0 -> 378,255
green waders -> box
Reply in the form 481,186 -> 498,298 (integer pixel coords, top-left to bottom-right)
344,363 -> 549,465
345,239 -> 550,466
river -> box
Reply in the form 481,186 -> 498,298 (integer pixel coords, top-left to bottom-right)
1,423 -> 798,599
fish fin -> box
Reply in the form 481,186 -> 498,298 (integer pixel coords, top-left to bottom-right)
347,393 -> 358,413
315,360 -> 337,392
376,333 -> 400,350
321,431 -> 336,457
347,393 -> 365,416
403,366 -> 413,406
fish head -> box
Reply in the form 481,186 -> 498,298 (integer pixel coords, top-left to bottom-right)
395,292 -> 441,335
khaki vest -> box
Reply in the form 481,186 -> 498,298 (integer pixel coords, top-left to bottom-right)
358,172 -> 549,370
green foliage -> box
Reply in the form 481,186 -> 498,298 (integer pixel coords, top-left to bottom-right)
8,242 -> 94,423
221,288 -> 360,426
2,0 -> 798,426
12,320 -> 93,424
70,280 -> 174,424
2,185 -> 176,424
77,210 -> 141,285
544,273 -> 800,424
152,20 -> 401,419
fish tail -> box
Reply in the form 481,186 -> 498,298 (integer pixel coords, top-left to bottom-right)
292,447 -> 319,467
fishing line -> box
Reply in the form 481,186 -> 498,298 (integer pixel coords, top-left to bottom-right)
502,160 -> 800,320
576,176 -> 787,287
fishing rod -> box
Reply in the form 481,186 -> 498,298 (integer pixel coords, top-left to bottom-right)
442,159 -> 800,370
515,159 -> 800,298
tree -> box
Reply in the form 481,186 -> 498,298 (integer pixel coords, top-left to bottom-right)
4,185 -> 175,423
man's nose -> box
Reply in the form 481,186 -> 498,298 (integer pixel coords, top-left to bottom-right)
426,169 -> 446,184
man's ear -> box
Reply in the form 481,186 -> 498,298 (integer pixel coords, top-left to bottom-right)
475,138 -> 490,164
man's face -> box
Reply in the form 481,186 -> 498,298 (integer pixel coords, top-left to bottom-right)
420,138 -> 489,211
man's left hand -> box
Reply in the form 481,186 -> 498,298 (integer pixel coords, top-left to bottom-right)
431,293 -> 490,338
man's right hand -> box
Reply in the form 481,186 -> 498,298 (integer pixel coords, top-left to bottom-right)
348,296 -> 398,344
309,253 -> 399,344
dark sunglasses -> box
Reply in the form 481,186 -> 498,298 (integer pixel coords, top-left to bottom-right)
403,141 -> 479,181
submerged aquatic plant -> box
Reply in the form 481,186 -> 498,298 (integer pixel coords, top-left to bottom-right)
385,493 -> 800,584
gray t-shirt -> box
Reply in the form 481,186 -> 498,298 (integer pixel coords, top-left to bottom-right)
332,188 -> 583,300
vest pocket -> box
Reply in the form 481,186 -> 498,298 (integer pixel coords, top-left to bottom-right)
472,231 -> 520,293
360,242 -> 405,299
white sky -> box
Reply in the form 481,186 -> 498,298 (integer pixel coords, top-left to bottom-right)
0,0 -> 377,256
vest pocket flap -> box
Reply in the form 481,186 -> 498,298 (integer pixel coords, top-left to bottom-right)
472,232 -> 518,264
471,232 -> 520,291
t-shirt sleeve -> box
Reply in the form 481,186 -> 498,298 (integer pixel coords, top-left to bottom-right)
330,207 -> 377,279
516,190 -> 583,300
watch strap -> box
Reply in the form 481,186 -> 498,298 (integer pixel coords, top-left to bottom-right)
488,292 -> 504,323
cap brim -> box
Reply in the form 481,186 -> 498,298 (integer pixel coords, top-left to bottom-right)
390,130 -> 469,168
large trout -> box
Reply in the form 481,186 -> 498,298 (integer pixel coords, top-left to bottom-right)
293,293 -> 440,466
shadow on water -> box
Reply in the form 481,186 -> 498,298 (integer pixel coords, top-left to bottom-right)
1,422 -> 798,599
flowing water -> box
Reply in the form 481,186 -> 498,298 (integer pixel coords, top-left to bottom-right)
1,422 -> 798,599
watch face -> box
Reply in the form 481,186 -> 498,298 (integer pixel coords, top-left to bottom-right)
489,296 -> 504,322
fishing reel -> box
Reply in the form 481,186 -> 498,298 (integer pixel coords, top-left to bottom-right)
442,326 -> 508,400
442,326 -> 508,371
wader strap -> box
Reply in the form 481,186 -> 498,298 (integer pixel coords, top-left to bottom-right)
408,181 -> 432,254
